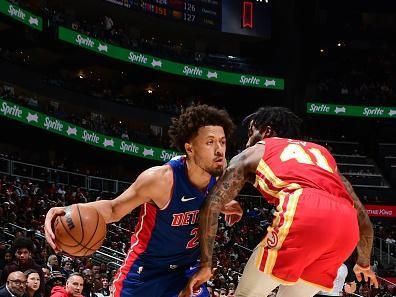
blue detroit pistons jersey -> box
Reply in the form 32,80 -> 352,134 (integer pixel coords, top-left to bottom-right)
124,156 -> 216,268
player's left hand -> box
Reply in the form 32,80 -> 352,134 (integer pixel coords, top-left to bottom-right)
221,200 -> 243,226
178,267 -> 212,297
353,264 -> 379,288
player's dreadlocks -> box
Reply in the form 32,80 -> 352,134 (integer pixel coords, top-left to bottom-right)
169,104 -> 235,152
243,106 -> 302,138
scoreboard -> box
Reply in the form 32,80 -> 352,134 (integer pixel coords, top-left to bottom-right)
127,0 -> 221,29
106,0 -> 271,38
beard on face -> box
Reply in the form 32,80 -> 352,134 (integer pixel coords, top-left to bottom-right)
207,165 -> 224,177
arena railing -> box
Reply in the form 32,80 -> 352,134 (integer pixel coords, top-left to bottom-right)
373,237 -> 396,267
0,157 -> 130,193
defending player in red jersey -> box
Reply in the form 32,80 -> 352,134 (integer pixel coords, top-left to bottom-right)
180,107 -> 378,297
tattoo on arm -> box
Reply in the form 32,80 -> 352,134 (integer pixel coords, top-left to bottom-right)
200,154 -> 248,267
340,174 -> 374,267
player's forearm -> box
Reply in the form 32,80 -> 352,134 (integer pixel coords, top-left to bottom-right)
340,174 -> 374,267
199,200 -> 222,268
199,161 -> 247,267
356,210 -> 374,267
82,200 -> 116,224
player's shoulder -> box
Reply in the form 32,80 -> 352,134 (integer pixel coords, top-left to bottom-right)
140,165 -> 173,183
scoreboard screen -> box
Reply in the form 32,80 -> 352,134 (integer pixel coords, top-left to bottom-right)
126,0 -> 221,29
106,0 -> 271,38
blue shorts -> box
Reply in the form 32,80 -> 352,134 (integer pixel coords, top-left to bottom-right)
117,259 -> 209,297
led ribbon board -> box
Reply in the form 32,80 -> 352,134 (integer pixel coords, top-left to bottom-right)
58,26 -> 284,90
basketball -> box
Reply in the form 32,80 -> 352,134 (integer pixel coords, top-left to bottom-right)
54,204 -> 107,257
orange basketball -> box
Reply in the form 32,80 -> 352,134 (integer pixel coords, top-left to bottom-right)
53,204 -> 106,257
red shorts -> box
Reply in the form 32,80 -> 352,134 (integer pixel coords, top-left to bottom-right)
256,188 -> 359,290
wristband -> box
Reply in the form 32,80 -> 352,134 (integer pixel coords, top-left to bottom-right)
356,264 -> 370,270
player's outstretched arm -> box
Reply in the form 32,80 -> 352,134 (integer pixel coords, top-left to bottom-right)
44,165 -> 172,252
340,174 -> 378,288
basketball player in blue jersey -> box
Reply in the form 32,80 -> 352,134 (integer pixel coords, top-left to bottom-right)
44,105 -> 242,297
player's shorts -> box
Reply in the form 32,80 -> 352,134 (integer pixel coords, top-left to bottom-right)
113,257 -> 209,297
255,188 -> 359,290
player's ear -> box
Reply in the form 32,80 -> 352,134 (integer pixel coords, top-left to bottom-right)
185,142 -> 193,156
261,126 -> 273,138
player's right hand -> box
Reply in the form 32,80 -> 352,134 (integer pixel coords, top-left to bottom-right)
44,206 -> 66,253
353,264 -> 379,288
178,267 -> 212,297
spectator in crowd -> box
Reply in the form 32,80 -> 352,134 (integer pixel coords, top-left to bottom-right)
0,250 -> 13,275
47,255 -> 60,272
97,276 -> 110,297
46,271 -> 65,297
81,269 -> 97,297
60,260 -> 73,279
0,271 -> 26,297
0,237 -> 44,294
24,269 -> 42,297
50,273 -> 84,297
41,267 -> 50,284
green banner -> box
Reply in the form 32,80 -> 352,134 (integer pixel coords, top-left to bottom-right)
58,26 -> 284,90
0,98 -> 179,162
307,102 -> 396,118
0,0 -> 43,31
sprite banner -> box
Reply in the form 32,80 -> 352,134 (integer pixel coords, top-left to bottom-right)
0,98 -> 179,162
307,102 -> 396,118
0,0 -> 43,31
58,26 -> 284,90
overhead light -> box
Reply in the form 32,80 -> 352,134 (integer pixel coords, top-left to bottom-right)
79,74 -> 84,79
320,49 -> 324,53
337,42 -> 341,47
147,89 -> 153,94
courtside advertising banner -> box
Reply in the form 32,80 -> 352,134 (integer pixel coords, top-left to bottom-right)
364,204 -> 396,218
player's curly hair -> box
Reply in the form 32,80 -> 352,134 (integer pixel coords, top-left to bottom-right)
243,106 -> 302,138
169,104 -> 235,152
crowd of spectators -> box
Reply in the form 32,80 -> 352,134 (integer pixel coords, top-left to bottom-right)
0,170 -> 395,296
313,49 -> 396,106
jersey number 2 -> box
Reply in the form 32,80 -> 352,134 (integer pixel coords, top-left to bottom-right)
186,227 -> 199,249
280,144 -> 334,173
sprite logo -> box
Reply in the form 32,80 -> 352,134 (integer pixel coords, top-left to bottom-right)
308,103 -> 330,113
75,35 -> 94,47
120,141 -> 139,153
183,66 -> 203,76
82,130 -> 99,143
128,51 -> 148,64
239,75 -> 260,85
44,117 -> 63,132
1,102 -> 23,118
160,151 -> 178,162
363,107 -> 384,117
8,4 -> 25,20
